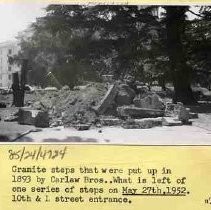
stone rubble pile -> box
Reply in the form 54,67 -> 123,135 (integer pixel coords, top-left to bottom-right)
1,79 -> 198,130
93,80 -> 196,130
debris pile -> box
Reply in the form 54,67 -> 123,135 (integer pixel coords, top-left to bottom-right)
0,79 -> 198,130
36,82 -> 108,128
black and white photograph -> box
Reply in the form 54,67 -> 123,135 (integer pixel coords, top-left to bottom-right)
0,3 -> 211,143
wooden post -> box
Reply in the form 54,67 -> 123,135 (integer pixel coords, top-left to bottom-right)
12,59 -> 28,107
12,72 -> 20,107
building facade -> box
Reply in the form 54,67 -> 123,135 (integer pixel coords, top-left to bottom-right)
0,41 -> 21,88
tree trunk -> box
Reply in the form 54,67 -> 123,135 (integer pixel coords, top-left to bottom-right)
165,6 -> 196,104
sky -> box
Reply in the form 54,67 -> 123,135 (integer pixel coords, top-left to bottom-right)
0,2 -> 48,42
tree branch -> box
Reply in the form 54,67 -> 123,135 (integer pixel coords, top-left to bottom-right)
187,9 -> 204,18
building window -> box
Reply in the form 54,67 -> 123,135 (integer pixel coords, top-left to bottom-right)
8,74 -> 12,80
8,66 -> 12,71
8,49 -> 12,55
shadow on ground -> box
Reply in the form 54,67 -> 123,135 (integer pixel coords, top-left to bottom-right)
0,135 -> 10,141
42,136 -> 98,143
17,136 -> 99,143
0,134 -> 34,142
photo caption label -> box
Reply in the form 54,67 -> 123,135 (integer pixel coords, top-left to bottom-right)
0,145 -> 211,210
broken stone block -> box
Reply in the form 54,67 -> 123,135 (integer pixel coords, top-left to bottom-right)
74,124 -> 91,131
94,84 -> 118,114
18,108 -> 49,128
115,84 -> 136,106
50,119 -> 63,128
133,94 -> 165,110
34,111 -> 49,128
174,102 -> 184,115
178,107 -> 190,124
100,118 -> 122,126
165,102 -> 184,117
73,85 -> 88,91
117,106 -> 165,118
18,108 -> 37,125
165,103 -> 192,125
162,117 -> 182,126
122,118 -> 162,129
165,102 -> 175,116
189,112 -> 199,119
44,87 -> 58,91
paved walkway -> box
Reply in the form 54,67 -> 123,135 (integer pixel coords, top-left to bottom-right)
16,124 -> 211,145
1,113 -> 210,144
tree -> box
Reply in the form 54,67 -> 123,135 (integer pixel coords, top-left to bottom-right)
18,5 -> 163,87
185,6 -> 211,90
163,6 -> 196,104
19,4 -> 208,105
